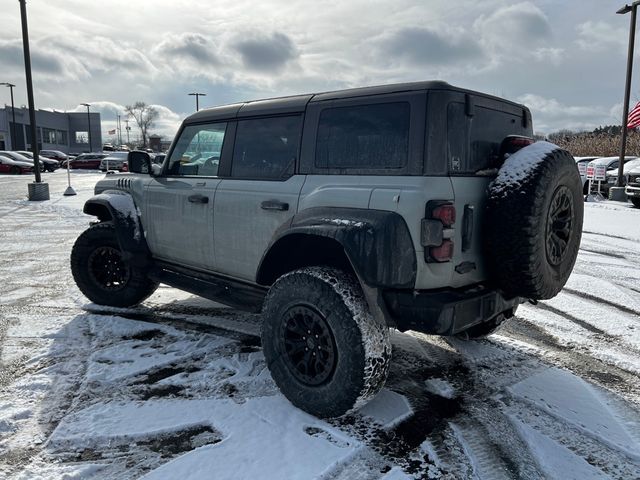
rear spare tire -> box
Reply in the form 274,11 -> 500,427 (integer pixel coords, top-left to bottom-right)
485,142 -> 583,300
261,267 -> 391,418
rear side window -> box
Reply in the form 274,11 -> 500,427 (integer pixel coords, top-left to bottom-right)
315,102 -> 410,170
231,115 -> 301,179
447,103 -> 523,174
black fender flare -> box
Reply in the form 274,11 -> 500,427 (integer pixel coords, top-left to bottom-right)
83,190 -> 152,268
257,207 -> 417,289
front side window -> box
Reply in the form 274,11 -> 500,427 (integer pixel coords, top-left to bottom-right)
315,102 -> 410,170
167,122 -> 227,176
231,116 -> 301,179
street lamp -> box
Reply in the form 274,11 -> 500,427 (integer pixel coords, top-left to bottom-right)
613,1 -> 640,201
81,103 -> 93,152
188,92 -> 206,111
125,118 -> 131,144
19,0 -> 48,200
0,82 -> 16,149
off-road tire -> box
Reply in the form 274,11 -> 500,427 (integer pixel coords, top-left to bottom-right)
485,143 -> 583,300
9,166 -> 20,175
71,222 -> 158,307
631,197 -> 640,209
261,267 -> 391,418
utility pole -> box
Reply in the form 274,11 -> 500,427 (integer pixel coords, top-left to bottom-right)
125,118 -> 130,144
188,92 -> 206,111
19,0 -> 48,200
613,1 -> 640,201
1,83 -> 16,149
117,113 -> 123,146
81,103 -> 92,152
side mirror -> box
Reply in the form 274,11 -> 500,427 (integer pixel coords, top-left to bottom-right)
127,150 -> 153,174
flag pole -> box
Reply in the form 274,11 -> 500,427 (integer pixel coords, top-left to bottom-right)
615,2 -> 640,200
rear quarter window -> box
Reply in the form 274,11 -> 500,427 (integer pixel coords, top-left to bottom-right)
447,102 -> 524,174
315,102 -> 410,171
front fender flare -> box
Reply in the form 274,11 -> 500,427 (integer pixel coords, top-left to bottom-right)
83,191 -> 151,268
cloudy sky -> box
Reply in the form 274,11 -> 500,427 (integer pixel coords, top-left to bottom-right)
0,0 -> 634,141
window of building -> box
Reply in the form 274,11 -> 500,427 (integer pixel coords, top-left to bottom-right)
167,123 -> 227,176
56,130 -> 67,145
315,102 -> 410,170
43,128 -> 57,144
231,116 -> 301,179
75,131 -> 88,144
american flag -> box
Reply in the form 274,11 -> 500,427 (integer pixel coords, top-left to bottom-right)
627,101 -> 640,128
108,129 -> 116,135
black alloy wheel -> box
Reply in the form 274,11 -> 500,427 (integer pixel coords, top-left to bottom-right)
546,185 -> 574,266
280,304 -> 337,386
87,246 -> 131,291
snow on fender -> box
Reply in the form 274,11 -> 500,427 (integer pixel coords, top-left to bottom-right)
485,141 -> 583,300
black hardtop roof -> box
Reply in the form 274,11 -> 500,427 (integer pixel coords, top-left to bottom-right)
185,80 -> 526,123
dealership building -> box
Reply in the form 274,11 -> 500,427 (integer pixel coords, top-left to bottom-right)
0,106 -> 102,154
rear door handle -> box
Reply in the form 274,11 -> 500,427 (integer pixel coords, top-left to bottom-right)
261,200 -> 289,211
188,194 -> 209,204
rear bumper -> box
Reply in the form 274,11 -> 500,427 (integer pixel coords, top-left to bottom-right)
383,285 -> 522,335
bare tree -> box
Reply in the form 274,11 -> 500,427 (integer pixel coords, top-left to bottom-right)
124,102 -> 159,148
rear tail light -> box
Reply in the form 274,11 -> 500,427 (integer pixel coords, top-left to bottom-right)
432,204 -> 456,227
422,201 -> 456,263
430,240 -> 454,262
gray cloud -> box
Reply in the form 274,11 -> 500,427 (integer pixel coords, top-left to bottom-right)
378,27 -> 484,66
153,33 -> 220,65
0,38 -> 90,81
476,2 -> 552,50
233,32 -> 298,72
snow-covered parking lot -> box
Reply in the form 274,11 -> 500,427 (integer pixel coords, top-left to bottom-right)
1,171 -> 639,479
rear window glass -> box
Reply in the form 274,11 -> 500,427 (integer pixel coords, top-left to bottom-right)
447,103 -> 522,174
231,115 -> 301,179
315,102 -> 410,170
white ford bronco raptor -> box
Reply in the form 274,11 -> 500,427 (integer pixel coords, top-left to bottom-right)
71,81 -> 583,417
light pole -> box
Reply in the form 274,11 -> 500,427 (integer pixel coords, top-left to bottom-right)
117,113 -> 122,146
81,103 -> 92,152
19,0 -> 48,200
613,1 -> 640,201
188,92 -> 206,111
1,82 -> 16,149
125,118 -> 131,144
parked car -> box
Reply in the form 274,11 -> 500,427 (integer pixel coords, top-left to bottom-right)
586,156 -> 637,195
574,156 -> 599,194
0,153 -> 34,174
99,152 -> 129,172
605,158 -> 640,190
0,151 -> 45,171
71,80 -> 584,418
16,151 -> 59,172
62,153 -> 108,169
624,162 -> 640,208
40,150 -> 68,162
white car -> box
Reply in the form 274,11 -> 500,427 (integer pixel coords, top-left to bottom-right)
586,156 -> 637,195
99,152 -> 129,172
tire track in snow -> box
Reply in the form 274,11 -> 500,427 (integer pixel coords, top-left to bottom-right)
563,287 -> 640,318
499,318 -> 640,403
529,302 -> 606,334
507,400 -> 640,479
